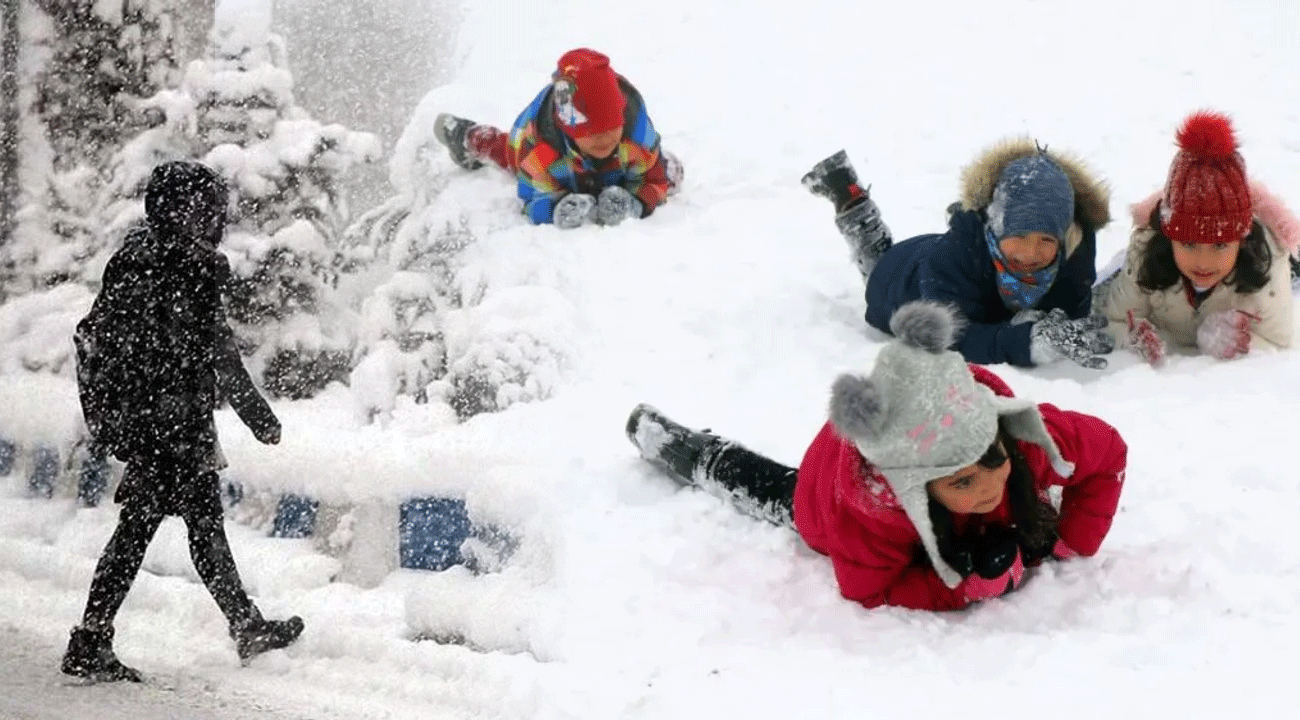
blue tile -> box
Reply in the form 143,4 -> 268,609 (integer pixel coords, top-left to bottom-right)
77,445 -> 111,507
272,494 -> 319,538
399,497 -> 472,572
28,446 -> 58,499
0,438 -> 14,476
222,479 -> 244,509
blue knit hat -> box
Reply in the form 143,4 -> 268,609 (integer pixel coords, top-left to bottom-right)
986,153 -> 1074,241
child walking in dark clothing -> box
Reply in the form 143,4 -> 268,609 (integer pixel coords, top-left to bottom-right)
63,161 -> 303,682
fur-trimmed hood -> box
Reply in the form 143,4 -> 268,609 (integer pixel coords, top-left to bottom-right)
1129,181 -> 1300,256
958,137 -> 1112,237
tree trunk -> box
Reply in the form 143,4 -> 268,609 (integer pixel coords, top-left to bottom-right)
1,0 -> 19,251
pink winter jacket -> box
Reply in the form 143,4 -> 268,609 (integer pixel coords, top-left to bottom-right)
792,365 -> 1127,611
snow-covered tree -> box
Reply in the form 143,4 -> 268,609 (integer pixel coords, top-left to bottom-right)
4,0 -> 215,296
184,22 -> 380,398
1,2 -> 19,258
343,136 -> 580,422
81,19 -> 380,399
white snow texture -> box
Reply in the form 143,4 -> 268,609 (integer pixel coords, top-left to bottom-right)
3,0 -> 1300,718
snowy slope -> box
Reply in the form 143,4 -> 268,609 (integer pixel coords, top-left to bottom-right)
3,0 -> 1300,718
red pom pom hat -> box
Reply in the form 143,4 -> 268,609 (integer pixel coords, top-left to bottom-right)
1160,111 -> 1254,244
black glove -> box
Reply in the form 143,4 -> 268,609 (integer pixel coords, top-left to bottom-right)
252,417 -> 282,445
945,524 -> 1022,580
1029,309 -> 1115,369
552,193 -> 596,229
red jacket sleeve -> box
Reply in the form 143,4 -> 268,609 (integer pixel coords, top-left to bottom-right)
831,541 -> 974,612
1036,404 -> 1127,556
629,147 -> 670,217
795,423 -> 974,611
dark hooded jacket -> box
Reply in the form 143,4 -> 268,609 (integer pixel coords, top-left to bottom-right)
76,161 -> 278,512
864,140 -> 1112,367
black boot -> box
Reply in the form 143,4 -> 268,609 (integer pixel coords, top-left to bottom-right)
434,113 -> 484,171
231,612 -> 304,663
802,150 -> 866,213
835,195 -> 894,277
627,404 -> 799,525
61,626 -> 142,682
626,404 -> 718,486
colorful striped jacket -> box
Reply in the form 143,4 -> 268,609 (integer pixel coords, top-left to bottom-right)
507,77 -> 670,225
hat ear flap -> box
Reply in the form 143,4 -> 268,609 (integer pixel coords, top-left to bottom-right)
829,373 -> 889,441
998,405 -> 1076,477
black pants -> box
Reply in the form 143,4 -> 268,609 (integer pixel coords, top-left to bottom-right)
80,464 -> 255,632
686,440 -> 799,526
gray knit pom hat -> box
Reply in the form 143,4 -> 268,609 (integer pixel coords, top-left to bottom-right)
828,301 -> 1075,588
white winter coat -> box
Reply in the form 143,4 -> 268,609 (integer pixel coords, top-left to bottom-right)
1103,183 -> 1299,353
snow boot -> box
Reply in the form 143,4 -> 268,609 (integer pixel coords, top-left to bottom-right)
626,403 -> 720,486
433,113 -> 484,171
803,151 -> 894,276
61,626 -> 142,683
232,613 -> 304,663
835,193 -> 894,278
801,149 -> 866,213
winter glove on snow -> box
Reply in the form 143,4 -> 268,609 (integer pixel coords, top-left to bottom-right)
949,525 -> 1025,602
1029,309 -> 1115,369
1197,308 -> 1254,360
1126,310 -> 1167,367
553,193 -> 597,229
252,416 -> 282,445
594,186 -> 643,226
1050,537 -> 1079,561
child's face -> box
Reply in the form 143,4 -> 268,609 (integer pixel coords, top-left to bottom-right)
1171,240 -> 1241,289
927,448 -> 1011,515
573,125 -> 624,160
997,232 -> 1060,274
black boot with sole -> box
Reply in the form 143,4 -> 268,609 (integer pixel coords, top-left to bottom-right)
61,626 -> 142,683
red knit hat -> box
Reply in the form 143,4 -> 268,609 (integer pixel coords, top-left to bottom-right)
552,48 -> 626,138
1160,111 -> 1253,244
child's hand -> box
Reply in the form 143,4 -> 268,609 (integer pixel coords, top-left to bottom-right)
552,193 -> 596,229
254,420 -> 282,445
1050,538 -> 1079,561
953,526 -> 1025,602
1126,310 -> 1166,367
1029,309 -> 1115,369
1196,309 -> 1254,360
594,186 -> 642,226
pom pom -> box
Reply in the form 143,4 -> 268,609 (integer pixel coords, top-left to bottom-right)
888,301 -> 960,354
829,373 -> 888,441
1176,111 -> 1239,161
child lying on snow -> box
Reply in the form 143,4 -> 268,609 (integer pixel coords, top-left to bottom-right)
1099,110 -> 1299,365
433,47 -> 683,229
626,301 -> 1126,611
803,139 -> 1114,369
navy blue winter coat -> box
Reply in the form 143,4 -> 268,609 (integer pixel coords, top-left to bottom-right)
863,141 -> 1111,367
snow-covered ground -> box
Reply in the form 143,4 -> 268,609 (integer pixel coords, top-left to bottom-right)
4,0 -> 1300,717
